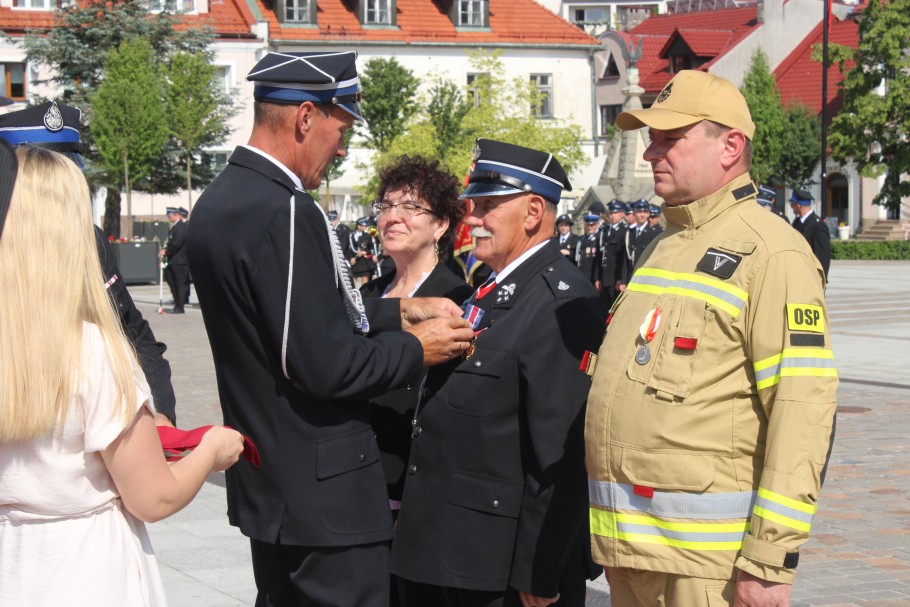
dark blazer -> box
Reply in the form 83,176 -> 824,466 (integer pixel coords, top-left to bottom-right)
164,219 -> 187,265
575,232 -> 602,286
187,146 -> 424,547
391,241 -> 605,597
95,227 -> 177,423
600,222 -> 628,288
551,232 -> 580,264
792,212 -> 831,279
361,264 -> 473,501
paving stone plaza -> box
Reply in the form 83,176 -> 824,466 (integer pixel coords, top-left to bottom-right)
130,260 -> 910,607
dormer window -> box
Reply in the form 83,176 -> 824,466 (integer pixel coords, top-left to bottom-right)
13,0 -> 65,9
361,0 -> 395,25
148,0 -> 196,13
452,0 -> 488,28
283,0 -> 316,23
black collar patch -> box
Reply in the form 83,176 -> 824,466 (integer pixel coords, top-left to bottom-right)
696,248 -> 742,279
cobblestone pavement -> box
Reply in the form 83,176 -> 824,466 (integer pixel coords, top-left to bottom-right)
131,260 -> 910,607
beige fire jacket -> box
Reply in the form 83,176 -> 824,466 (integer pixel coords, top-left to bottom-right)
585,173 -> 838,584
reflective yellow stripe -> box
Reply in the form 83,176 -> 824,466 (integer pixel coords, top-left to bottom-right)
752,488 -> 816,533
590,508 -> 750,551
753,507 -> 812,533
757,488 -> 817,514
753,348 -> 837,390
627,268 -> 748,317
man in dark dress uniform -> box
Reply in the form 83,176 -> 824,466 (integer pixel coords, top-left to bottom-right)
576,211 -> 603,290
599,199 -> 629,311
159,206 -> 188,314
391,138 -> 605,607
187,51 -> 473,607
349,215 -> 378,285
627,198 -> 661,271
553,213 -> 580,263
0,101 -> 177,426
790,188 -> 831,280
757,184 -> 788,220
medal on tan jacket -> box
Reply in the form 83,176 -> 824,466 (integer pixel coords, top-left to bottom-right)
636,306 -> 662,365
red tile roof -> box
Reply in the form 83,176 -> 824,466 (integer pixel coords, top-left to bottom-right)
628,6 -> 759,93
262,0 -> 599,45
773,15 -> 859,118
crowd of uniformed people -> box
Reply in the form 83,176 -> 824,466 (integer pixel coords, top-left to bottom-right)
0,52 -> 839,607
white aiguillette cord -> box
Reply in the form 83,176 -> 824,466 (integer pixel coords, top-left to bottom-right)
280,193 -> 369,381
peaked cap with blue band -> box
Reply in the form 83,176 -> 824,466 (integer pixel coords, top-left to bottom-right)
607,199 -> 625,213
631,199 -> 650,211
757,184 -> 775,206
790,188 -> 813,206
247,51 -> 364,122
459,138 -> 571,204
0,101 -> 83,153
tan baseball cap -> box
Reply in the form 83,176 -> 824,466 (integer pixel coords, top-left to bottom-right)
616,70 -> 755,140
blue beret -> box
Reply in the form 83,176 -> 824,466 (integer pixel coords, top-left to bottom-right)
607,200 -> 625,213
631,199 -> 650,211
460,138 -> 571,205
0,101 -> 83,153
790,188 -> 813,205
248,51 -> 364,122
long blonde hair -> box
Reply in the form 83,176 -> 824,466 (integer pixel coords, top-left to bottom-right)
0,147 -> 138,441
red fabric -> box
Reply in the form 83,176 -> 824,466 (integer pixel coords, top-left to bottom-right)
157,425 -> 261,467
633,484 -> 654,498
476,278 -> 497,300
674,337 -> 698,350
579,350 -> 592,372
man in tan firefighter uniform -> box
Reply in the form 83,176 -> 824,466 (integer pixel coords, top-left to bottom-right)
584,70 -> 838,606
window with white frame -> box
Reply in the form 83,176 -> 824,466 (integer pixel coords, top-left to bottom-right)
148,0 -> 196,13
285,0 -> 314,22
457,0 -> 486,27
0,64 -> 26,101
13,0 -> 59,10
364,0 -> 394,24
214,65 -> 232,95
530,74 -> 553,119
600,104 -> 622,135
466,73 -> 486,107
572,6 -> 608,24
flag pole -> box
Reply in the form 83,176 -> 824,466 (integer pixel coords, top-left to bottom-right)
820,0 -> 830,215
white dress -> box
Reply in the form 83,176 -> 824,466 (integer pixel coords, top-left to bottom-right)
0,323 -> 167,606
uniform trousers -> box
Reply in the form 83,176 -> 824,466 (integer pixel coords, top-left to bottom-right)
250,538 -> 390,607
164,263 -> 188,312
606,567 -> 735,607
398,579 -> 587,607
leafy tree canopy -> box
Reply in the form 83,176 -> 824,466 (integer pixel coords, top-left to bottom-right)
358,57 -> 420,152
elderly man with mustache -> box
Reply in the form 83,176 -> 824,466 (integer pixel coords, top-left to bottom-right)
390,139 -> 606,607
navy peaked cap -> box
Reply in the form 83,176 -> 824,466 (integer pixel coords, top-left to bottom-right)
623,204 -> 633,214
790,188 -> 813,205
556,214 -> 572,225
607,200 -> 625,213
650,204 -> 662,217
247,51 -> 364,122
327,210 -> 339,221
757,184 -> 775,206
177,207 -> 189,218
356,216 -> 372,226
459,138 -> 571,204
583,213 -> 600,224
166,207 -> 180,215
631,199 -> 650,211
588,201 -> 606,215
0,101 -> 83,153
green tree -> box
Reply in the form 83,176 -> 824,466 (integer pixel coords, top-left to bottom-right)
24,0 -> 219,235
364,51 -> 585,201
91,39 -> 169,239
740,48 -> 786,185
359,57 -> 420,152
426,80 -> 473,162
826,0 -> 910,212
165,51 -> 236,210
778,102 -> 821,189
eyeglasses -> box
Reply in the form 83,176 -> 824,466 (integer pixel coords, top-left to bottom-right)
372,200 -> 433,219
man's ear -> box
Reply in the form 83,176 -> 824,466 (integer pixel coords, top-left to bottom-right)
296,101 -> 317,135
720,129 -> 747,170
523,194 -> 548,231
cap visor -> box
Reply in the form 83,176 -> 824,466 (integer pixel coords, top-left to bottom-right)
458,183 -> 523,200
616,108 -> 703,132
338,102 -> 365,122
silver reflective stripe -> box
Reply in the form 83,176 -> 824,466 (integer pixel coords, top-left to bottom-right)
588,480 -> 755,520
618,522 -> 747,544
754,356 -> 837,383
754,495 -> 814,525
630,273 -> 746,312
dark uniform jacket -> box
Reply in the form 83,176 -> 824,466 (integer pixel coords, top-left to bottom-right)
187,146 -> 424,547
361,263 -> 473,502
792,212 -> 831,279
552,232 -> 580,264
600,222 -> 628,290
95,227 -> 176,424
164,219 -> 187,265
627,223 -> 662,272
575,232 -> 602,286
391,241 -> 604,597
349,229 -> 377,277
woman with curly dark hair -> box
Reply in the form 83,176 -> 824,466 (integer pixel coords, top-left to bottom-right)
361,156 -> 472,602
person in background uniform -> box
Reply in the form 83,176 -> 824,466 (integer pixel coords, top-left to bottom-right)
159,206 -> 188,314
576,211 -> 603,291
625,198 -> 654,271
0,100 -> 177,426
553,213 -> 580,262
585,69 -> 837,607
350,215 -> 378,286
790,188 -> 831,280
648,204 -> 664,232
187,50 -> 474,607
623,202 -> 636,226
757,184 -> 788,221
392,138 -> 604,607
360,155 -> 473,607
600,199 -> 629,311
